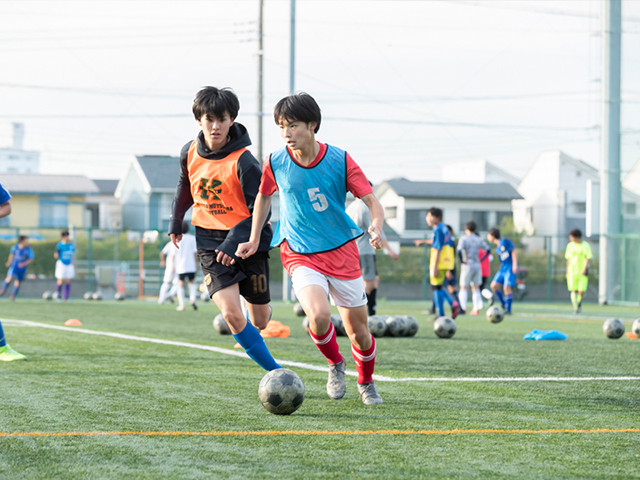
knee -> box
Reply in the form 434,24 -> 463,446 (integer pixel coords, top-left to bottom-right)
307,309 -> 331,333
349,325 -> 371,350
221,309 -> 246,331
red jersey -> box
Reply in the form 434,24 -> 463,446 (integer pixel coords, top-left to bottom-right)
261,142 -> 372,280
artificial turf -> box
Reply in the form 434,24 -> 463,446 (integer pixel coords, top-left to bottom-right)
0,299 -> 638,479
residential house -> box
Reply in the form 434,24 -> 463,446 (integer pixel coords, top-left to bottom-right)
0,123 -> 40,174
375,178 -> 522,244
86,179 -> 122,230
441,159 -> 520,188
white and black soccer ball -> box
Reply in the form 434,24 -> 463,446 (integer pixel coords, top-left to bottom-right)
403,315 -> 419,337
368,315 -> 388,338
52,290 -> 59,300
603,318 -> 625,339
302,316 -> 310,335
258,368 -> 305,415
383,315 -> 399,336
42,291 -> 53,300
331,314 -> 347,336
114,292 -> 125,301
92,291 -> 102,301
632,318 -> 640,338
84,291 -> 93,300
386,315 -> 408,337
434,316 -> 456,339
486,305 -> 505,324
200,290 -> 211,302
293,302 -> 306,317
213,313 -> 231,335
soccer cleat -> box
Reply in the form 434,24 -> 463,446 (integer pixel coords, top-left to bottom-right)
470,310 -> 479,316
451,302 -> 460,320
327,359 -> 346,400
191,302 -> 198,311
9,295 -> 15,301
357,381 -> 383,405
576,304 -> 582,314
0,345 -> 26,361
176,305 -> 185,311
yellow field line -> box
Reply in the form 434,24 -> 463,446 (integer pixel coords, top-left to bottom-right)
1,428 -> 639,438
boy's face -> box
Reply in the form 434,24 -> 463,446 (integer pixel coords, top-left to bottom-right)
487,233 -> 496,244
20,239 -> 28,246
198,112 -> 234,150
278,118 -> 316,151
426,213 -> 439,227
61,235 -> 69,243
570,235 -> 580,243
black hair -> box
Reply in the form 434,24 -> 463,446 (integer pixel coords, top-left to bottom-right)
18,235 -> 28,242
446,224 -> 455,236
192,87 -> 240,121
182,221 -> 190,234
569,228 -> 582,239
427,207 -> 442,220
488,227 -> 501,239
61,230 -> 69,237
465,221 -> 477,233
273,93 -> 322,133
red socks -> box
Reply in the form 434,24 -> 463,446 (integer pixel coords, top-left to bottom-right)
309,322 -> 343,365
351,335 -> 376,384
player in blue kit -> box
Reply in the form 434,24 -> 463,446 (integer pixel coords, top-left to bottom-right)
54,231 -> 76,301
487,227 -> 518,314
1,235 -> 35,301
0,182 -> 26,361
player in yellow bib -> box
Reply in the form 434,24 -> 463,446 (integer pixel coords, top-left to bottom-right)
565,228 -> 592,314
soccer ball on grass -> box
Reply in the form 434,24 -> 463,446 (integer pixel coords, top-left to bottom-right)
386,315 -> 408,337
632,318 -> 640,337
84,291 -> 93,300
403,315 -> 419,337
603,318 -> 625,339
213,313 -> 231,335
434,316 -> 456,339
293,302 -> 306,317
486,305 -> 505,324
42,291 -> 53,300
368,315 -> 388,337
331,314 -> 347,336
258,368 -> 305,415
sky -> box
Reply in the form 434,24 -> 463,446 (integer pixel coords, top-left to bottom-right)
0,0 -> 639,184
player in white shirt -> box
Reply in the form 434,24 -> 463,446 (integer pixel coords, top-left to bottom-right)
158,240 -> 179,304
174,222 -> 199,311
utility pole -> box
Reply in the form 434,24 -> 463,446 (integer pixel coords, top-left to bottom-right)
599,0 -> 622,304
289,0 -> 296,94
257,0 -> 264,165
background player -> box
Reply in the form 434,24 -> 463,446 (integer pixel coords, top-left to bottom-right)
457,221 -> 489,315
236,92 -> 384,404
54,231 -> 75,302
487,227 -> 518,314
158,239 -> 178,304
0,182 -> 26,361
443,224 -> 462,312
174,222 -> 198,311
1,235 -> 34,301
169,86 -> 280,372
346,193 -> 399,316
565,228 -> 592,314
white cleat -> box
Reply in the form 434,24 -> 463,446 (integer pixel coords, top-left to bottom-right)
327,359 -> 346,400
357,381 -> 383,405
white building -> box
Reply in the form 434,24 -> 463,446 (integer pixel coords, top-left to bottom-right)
441,159 -> 520,189
86,179 -> 123,230
0,123 -> 40,174
512,150 -> 640,252
375,178 -> 522,244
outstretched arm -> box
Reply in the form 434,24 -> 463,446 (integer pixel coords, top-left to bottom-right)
0,201 -> 11,219
360,193 -> 384,249
236,192 -> 272,259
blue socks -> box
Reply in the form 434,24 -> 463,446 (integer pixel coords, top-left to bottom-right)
0,320 -> 6,347
233,321 -> 281,371
495,290 -> 505,307
434,290 -> 445,316
11,285 -> 19,298
505,294 -> 513,313
1,280 -> 8,294
442,289 -> 454,307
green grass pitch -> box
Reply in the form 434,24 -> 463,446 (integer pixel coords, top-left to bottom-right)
0,298 -> 639,479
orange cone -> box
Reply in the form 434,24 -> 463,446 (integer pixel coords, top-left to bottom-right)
64,319 -> 82,326
625,332 -> 637,340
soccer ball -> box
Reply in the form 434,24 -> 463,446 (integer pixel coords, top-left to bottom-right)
386,315 -> 408,337
293,302 -> 306,317
302,316 -> 310,335
92,292 -> 102,301
368,315 -> 388,337
632,319 -> 640,337
434,316 -> 456,339
258,368 -> 305,415
213,313 -> 231,335
84,291 -> 93,300
42,291 -> 53,300
603,318 -> 625,339
52,290 -> 59,300
486,305 -> 505,324
403,315 -> 419,337
114,292 -> 125,301
200,290 -> 211,302
331,314 -> 347,336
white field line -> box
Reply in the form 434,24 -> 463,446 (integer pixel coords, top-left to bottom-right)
3,318 -> 640,384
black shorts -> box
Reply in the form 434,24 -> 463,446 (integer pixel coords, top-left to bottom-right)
178,272 -> 196,281
198,249 -> 270,305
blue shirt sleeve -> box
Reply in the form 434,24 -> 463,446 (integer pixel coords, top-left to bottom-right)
0,183 -> 11,205
28,247 -> 34,260
504,239 -> 514,253
432,225 -> 444,250
10,244 -> 17,255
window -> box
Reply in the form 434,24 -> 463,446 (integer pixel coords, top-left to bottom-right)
384,206 -> 397,219
624,202 -> 637,215
39,196 -> 68,228
405,209 -> 428,230
459,210 -> 489,232
573,202 -> 586,214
